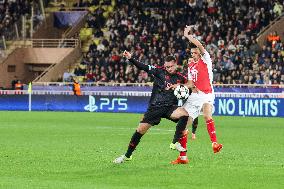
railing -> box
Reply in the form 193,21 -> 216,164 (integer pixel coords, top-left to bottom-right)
32,46 -> 80,82
0,90 -> 283,99
63,11 -> 88,38
33,63 -> 57,82
257,13 -> 284,39
2,39 -> 79,49
213,84 -> 284,88
45,6 -> 89,13
31,38 -> 79,48
31,82 -> 284,88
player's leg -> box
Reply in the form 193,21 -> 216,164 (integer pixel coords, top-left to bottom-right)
191,117 -> 198,140
170,129 -> 189,164
169,107 -> 189,146
168,107 -> 192,164
113,107 -> 162,164
169,97 -> 200,164
125,123 -> 151,158
203,103 -> 223,153
113,123 -> 151,164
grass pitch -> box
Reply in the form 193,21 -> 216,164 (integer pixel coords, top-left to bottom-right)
0,111 -> 283,189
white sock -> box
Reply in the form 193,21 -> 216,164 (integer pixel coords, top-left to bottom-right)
180,156 -> 187,160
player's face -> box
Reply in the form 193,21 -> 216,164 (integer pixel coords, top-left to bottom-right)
190,48 -> 201,61
164,61 -> 177,74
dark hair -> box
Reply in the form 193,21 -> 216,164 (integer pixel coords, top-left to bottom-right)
164,55 -> 176,62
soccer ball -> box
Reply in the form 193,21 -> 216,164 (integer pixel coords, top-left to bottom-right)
174,85 -> 190,99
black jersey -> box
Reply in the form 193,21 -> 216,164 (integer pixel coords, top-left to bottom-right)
129,58 -> 187,107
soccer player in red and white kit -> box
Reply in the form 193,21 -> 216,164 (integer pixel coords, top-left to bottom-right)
170,26 -> 223,164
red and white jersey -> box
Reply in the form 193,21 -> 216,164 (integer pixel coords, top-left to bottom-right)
188,51 -> 213,94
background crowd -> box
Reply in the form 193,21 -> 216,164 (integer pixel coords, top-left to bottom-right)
0,0 -> 46,60
70,0 -> 283,85
0,0 -> 283,85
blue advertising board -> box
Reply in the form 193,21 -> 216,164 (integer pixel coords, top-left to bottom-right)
213,98 -> 282,117
0,94 -> 283,117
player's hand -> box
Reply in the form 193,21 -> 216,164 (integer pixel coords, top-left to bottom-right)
184,25 -> 194,38
192,89 -> 198,93
192,87 -> 198,93
123,50 -> 132,59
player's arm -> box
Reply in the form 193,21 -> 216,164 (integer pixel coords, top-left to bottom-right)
183,25 -> 206,55
185,80 -> 196,92
184,72 -> 197,93
167,79 -> 195,93
123,50 -> 159,75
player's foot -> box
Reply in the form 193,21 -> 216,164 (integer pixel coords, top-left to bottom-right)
169,142 -> 187,152
113,155 -> 132,164
170,156 -> 189,164
212,142 -> 223,153
191,133 -> 196,140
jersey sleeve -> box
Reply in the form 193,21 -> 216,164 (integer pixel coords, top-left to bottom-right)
128,58 -> 160,76
201,51 -> 212,67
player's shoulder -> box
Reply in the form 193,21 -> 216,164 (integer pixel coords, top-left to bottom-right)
155,65 -> 167,73
155,65 -> 164,69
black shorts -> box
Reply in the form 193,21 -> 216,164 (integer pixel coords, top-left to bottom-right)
140,105 -> 179,126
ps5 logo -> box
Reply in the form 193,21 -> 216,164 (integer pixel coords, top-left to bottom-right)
84,96 -> 128,112
84,95 -> 98,111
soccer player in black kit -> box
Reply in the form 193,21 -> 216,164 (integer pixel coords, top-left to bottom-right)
113,50 -> 190,164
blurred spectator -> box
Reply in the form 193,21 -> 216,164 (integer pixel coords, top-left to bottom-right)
267,31 -> 281,48
15,80 -> 23,90
273,1 -> 283,17
11,76 -> 18,90
255,74 -> 264,84
63,69 -> 75,82
72,78 -> 81,96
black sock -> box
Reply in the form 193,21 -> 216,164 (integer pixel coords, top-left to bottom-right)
192,117 -> 198,134
125,131 -> 143,158
172,116 -> 188,143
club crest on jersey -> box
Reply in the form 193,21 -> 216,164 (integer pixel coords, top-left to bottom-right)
148,65 -> 156,70
165,81 -> 172,88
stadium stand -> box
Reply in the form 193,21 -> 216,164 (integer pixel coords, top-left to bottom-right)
0,0 -> 48,61
0,0 -> 282,88
71,0 -> 283,85
0,0 -> 85,89
0,0 -> 44,40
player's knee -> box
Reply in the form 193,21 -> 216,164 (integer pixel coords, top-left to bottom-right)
182,129 -> 188,136
136,128 -> 147,134
180,109 -> 189,116
187,117 -> 193,125
203,114 -> 212,121
137,124 -> 150,134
